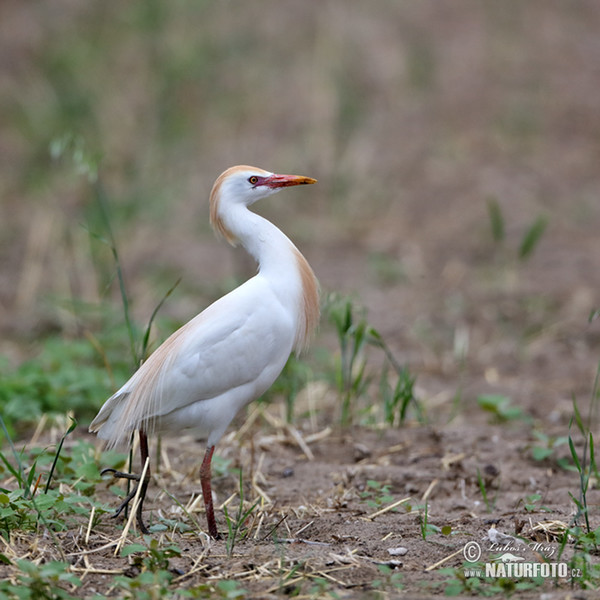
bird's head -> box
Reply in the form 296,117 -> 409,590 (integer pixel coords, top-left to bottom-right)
210,165 -> 317,245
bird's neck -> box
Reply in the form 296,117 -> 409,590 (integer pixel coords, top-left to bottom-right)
222,205 -> 319,351
226,206 -> 297,273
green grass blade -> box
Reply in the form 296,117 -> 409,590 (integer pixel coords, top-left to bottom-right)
572,397 -> 586,436
589,432 -> 597,477
569,436 -> 582,472
44,417 -> 77,494
140,277 -> 182,361
0,450 -> 23,488
518,215 -> 548,260
486,197 -> 505,243
93,179 -> 139,367
25,460 -> 39,496
0,415 -> 26,493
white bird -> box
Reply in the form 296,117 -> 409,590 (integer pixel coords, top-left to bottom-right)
89,165 -> 319,538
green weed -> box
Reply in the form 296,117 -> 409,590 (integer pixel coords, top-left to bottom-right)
418,503 -> 432,539
372,563 -> 403,594
0,559 -> 82,600
564,526 -> 600,588
380,365 -> 417,427
223,470 -> 260,557
360,479 -> 395,509
519,216 -> 549,261
530,430 -> 570,464
325,294 -> 422,427
476,467 -> 498,512
417,503 -> 448,539
485,198 -> 548,262
307,577 -> 340,599
0,427 -> 121,538
121,537 -> 182,572
440,562 -> 545,597
210,580 -> 249,599
486,196 -> 505,243
568,398 -> 598,534
560,349 -> 600,588
44,416 -> 77,493
112,570 -> 175,600
477,394 -> 526,423
326,295 -> 370,426
0,337 -> 121,437
520,492 -> 550,513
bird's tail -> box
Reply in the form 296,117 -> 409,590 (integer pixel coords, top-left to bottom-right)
88,391 -> 134,449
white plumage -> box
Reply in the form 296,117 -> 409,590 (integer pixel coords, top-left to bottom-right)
89,165 -> 319,538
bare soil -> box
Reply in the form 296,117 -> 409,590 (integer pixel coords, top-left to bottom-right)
5,418 -> 591,598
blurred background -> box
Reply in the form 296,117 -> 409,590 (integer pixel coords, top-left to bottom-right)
1,0 -> 599,431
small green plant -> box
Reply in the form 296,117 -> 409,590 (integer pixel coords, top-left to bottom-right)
112,569 -> 174,600
0,425 -> 120,538
485,197 -> 548,262
0,338 -> 119,436
477,394 -> 526,423
44,417 -> 77,493
307,577 -> 337,599
380,366 -> 417,427
326,295 -> 370,426
325,294 -> 423,426
518,215 -> 548,261
372,563 -> 403,593
520,492 -> 550,513
121,537 -> 182,572
568,398 -> 598,534
439,564 -> 484,596
440,562 -> 545,597
418,503 -> 444,539
564,525 -> 600,588
360,479 -> 395,509
165,579 -> 248,599
212,580 -> 249,599
560,329 -> 600,588
0,560 -> 82,600
223,470 -> 260,557
114,538 -> 185,600
476,468 -> 498,512
487,197 -> 505,243
530,430 -> 569,464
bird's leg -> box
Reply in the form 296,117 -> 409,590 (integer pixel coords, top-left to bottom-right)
101,429 -> 151,534
200,445 -> 220,539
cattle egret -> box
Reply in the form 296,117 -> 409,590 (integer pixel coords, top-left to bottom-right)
89,165 -> 319,538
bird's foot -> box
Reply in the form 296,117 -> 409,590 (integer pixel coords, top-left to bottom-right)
101,467 -> 141,482
101,468 -> 150,534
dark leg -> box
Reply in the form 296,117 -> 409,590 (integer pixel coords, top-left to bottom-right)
200,445 -> 219,539
101,429 -> 151,534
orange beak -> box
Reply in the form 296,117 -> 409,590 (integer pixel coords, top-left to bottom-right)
264,174 -> 317,189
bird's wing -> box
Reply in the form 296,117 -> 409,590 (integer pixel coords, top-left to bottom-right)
90,277 -> 294,444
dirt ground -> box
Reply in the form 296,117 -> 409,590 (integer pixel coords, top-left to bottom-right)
8,417 -> 594,598
2,1 -> 600,598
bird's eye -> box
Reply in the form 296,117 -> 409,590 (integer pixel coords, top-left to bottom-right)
248,176 -> 259,185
